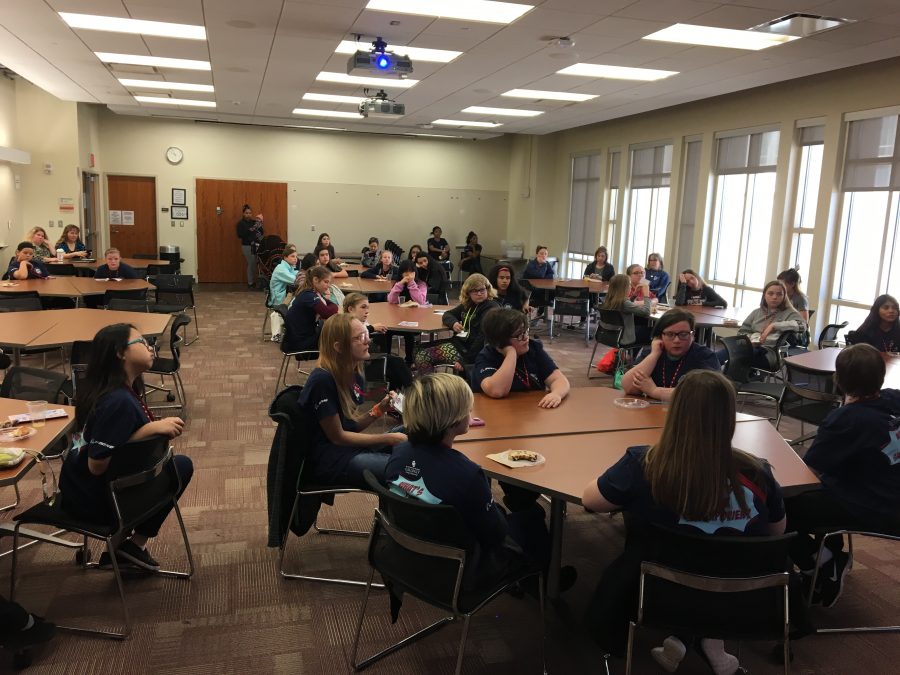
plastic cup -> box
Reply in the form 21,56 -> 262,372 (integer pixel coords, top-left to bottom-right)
27,400 -> 47,428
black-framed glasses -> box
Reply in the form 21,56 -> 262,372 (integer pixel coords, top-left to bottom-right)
469,287 -> 488,294
511,330 -> 529,342
661,330 -> 693,340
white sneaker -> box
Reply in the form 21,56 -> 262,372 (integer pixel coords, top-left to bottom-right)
271,333 -> 282,343
698,638 -> 740,675
651,636 -> 686,672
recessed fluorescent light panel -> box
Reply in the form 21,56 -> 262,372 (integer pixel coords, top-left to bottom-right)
335,40 -> 462,63
433,119 -> 502,128
643,23 -> 798,50
59,12 -> 206,40
557,64 -> 677,81
292,108 -> 365,119
406,133 -> 460,138
96,53 -> 211,71
287,125 -> 348,131
316,72 -> 418,88
502,89 -> 597,102
134,96 -> 216,107
119,78 -> 213,92
462,106 -> 542,117
366,0 -> 533,24
303,93 -> 366,104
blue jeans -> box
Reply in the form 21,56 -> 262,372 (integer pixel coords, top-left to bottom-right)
343,450 -> 392,489
241,244 -> 255,286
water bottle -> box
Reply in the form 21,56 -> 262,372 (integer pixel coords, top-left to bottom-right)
56,248 -> 64,262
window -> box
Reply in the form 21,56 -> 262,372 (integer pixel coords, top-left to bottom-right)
566,154 -> 602,278
831,113 -> 900,332
708,130 -> 779,308
605,150 -> 621,263
789,125 -> 824,277
625,143 -> 671,267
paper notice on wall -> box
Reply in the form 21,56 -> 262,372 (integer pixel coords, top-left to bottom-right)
109,210 -> 122,225
122,211 -> 135,226
58,197 -> 74,213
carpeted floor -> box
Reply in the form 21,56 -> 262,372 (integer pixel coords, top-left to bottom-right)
2,285 -> 899,674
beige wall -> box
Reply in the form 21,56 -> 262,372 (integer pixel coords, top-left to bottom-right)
13,79 -> 80,247
95,112 -> 512,276
0,76 -> 18,254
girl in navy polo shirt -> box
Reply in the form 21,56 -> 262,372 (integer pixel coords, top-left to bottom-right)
284,266 -> 338,354
620,309 -> 720,402
59,323 -> 192,571
674,269 -> 727,308
582,370 -> 786,671
852,294 -> 900,353
488,263 -> 530,312
298,314 -> 406,488
473,308 -> 570,408
645,253 -> 670,302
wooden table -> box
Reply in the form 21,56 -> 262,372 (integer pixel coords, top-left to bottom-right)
0,398 -> 75,508
367,303 -> 453,333
340,263 -> 366,275
458,417 -> 818,598
72,257 -> 167,270
0,312 -> 64,365
0,278 -> 82,298
67,277 -> 152,297
525,278 -> 608,293
785,347 -> 900,389
354,278 -> 396,295
20,309 -> 170,349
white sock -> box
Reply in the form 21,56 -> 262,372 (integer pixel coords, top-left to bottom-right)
22,615 -> 34,631
651,636 -> 686,672
699,639 -> 739,675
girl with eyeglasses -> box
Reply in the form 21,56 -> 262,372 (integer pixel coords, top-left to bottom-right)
645,253 -> 670,302
620,309 -> 720,402
342,293 -> 413,391
415,273 -> 500,375
474,308 -> 570,408
299,314 -> 406,488
59,323 -> 192,572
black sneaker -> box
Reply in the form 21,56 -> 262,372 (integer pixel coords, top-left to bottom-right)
818,551 -> 850,608
0,615 -> 57,650
100,540 -> 160,572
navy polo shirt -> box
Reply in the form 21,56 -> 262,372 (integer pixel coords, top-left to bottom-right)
59,387 -> 150,513
804,389 -> 900,519
472,339 -> 558,393
298,367 -> 367,479
6,258 -> 49,279
94,262 -> 138,279
385,441 -> 508,550
598,446 -> 785,536
633,342 -> 720,389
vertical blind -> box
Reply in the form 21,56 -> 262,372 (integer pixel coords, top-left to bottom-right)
842,115 -> 900,191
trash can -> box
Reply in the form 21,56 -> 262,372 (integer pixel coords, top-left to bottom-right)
159,245 -> 183,274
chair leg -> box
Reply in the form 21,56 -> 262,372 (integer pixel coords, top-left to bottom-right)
454,614 -> 471,675
154,500 -> 195,579
351,567 -> 376,668
625,620 -> 637,675
0,483 -> 21,512
276,355 -> 289,395
538,572 -> 547,674
587,342 -> 599,379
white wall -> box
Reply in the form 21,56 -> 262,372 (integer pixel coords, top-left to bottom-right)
96,112 -> 512,276
0,76 -> 18,254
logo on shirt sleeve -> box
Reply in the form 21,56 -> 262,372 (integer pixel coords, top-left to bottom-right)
389,476 -> 441,504
881,422 -> 900,466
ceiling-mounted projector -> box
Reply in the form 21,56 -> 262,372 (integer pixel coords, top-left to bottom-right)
346,36 -> 414,77
358,89 -> 405,118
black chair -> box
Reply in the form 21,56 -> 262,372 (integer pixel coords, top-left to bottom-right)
779,361 -> 842,445
145,314 -> 191,415
587,314 -> 624,379
426,292 -> 447,306
9,436 -> 194,639
520,279 -> 552,322
818,321 -> 849,349
61,341 -> 93,405
0,294 -> 42,312
131,253 -> 157,260
146,263 -> 177,277
275,314 -> 319,395
720,335 -> 785,413
150,275 -> 199,344
550,285 -> 591,343
262,287 -> 275,340
626,524 -> 796,675
268,387 -> 377,587
347,268 -> 360,278
45,263 -> 76,276
106,298 -> 150,312
351,470 -> 544,673
844,330 -> 862,346
102,288 -> 148,309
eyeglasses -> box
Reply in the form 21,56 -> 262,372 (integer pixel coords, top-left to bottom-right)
126,337 -> 151,348
511,331 -> 529,342
661,331 -> 693,341
469,287 -> 488,295
351,332 -> 370,344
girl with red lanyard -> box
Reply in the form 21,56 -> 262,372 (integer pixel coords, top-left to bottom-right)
59,324 -> 192,571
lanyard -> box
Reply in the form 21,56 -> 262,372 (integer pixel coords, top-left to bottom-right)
462,307 -> 475,332
661,356 -> 685,388
128,386 -> 155,422
514,362 -> 532,390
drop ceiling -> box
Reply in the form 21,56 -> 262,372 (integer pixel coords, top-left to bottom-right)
2,0 -> 900,139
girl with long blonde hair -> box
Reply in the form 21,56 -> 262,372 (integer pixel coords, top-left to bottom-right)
599,273 -> 652,345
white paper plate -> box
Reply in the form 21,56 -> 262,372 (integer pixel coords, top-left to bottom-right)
0,426 -> 36,441
487,450 -> 546,468
613,398 -> 650,409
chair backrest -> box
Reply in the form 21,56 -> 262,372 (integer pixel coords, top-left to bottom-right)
0,290 -> 40,299
147,263 -> 178,276
818,321 -> 849,349
131,253 -> 158,260
165,314 -> 192,368
782,360 -> 841,403
720,335 -> 757,384
70,340 -> 93,366
152,274 -> 195,307
363,471 -> 479,607
0,295 -> 43,312
554,285 -> 590,318
106,298 -> 150,312
107,436 -> 180,533
104,288 -> 148,303
426,292 -> 447,305
844,330 -> 861,345
46,263 -> 76,276
636,522 -> 794,640
598,308 -> 636,347
0,366 -> 67,402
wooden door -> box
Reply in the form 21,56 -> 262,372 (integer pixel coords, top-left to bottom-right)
107,175 -> 157,257
196,179 -> 287,283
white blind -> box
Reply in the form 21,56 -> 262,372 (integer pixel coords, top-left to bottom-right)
609,151 -> 621,189
842,115 -> 900,191
799,125 -> 824,145
715,130 -> 779,173
568,154 -> 602,254
630,144 -> 672,188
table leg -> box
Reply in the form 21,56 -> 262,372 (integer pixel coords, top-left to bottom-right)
13,347 -> 21,366
547,497 -> 566,600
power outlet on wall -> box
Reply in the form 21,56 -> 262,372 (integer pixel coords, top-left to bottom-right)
310,224 -> 316,232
